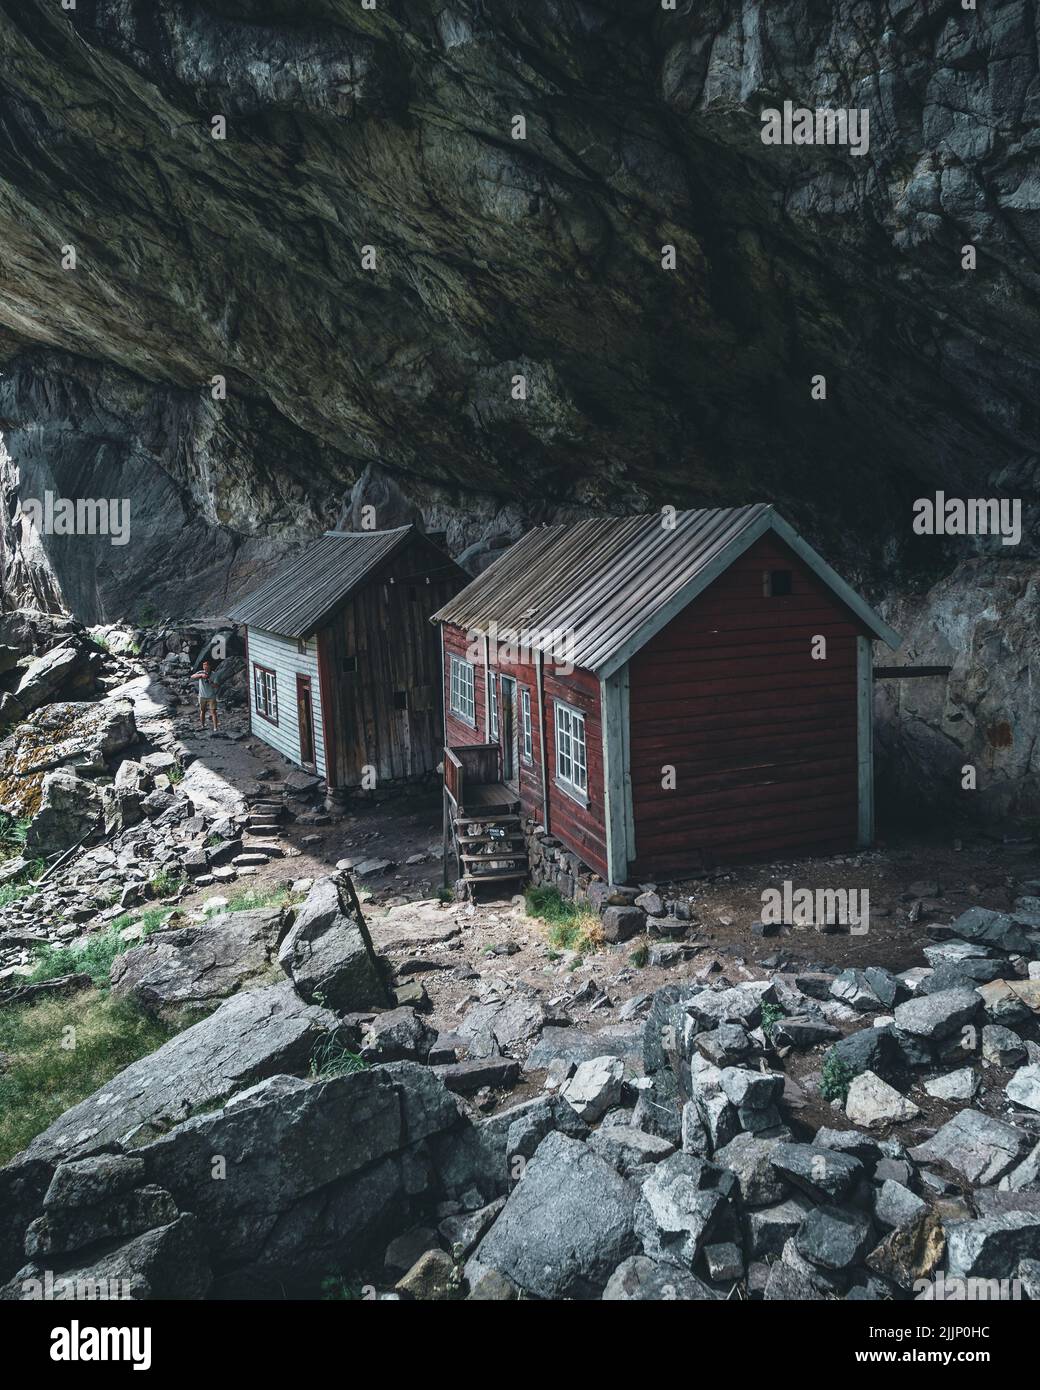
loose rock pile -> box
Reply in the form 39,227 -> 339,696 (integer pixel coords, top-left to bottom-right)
2,860 -> 1039,1299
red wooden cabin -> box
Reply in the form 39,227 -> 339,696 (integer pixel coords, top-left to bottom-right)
431,505 -> 899,887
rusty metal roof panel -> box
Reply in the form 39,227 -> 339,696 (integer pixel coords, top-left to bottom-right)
431,505 -> 774,670
227,527 -> 414,638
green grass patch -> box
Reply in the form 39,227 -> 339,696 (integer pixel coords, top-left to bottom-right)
166,764 -> 185,785
628,941 -> 650,968
524,885 -> 603,954
310,1032 -> 368,1080
0,990 -> 173,1165
28,909 -> 172,988
0,882 -> 34,909
206,885 -> 296,916
148,868 -> 184,899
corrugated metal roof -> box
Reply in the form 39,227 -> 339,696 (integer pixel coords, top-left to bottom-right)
227,527 -> 415,638
431,504 -> 899,672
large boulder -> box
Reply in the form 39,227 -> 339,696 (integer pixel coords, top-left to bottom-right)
473,1132 -> 639,1298
23,769 -> 102,857
2,1215 -> 211,1302
110,908 -> 287,1020
21,983 -> 341,1164
892,987 -> 983,1041
278,874 -> 390,1012
13,642 -> 99,713
137,1065 -> 461,1293
634,1152 -> 735,1270
908,1109 -> 1033,1186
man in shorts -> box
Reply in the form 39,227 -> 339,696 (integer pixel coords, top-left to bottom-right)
190,658 -> 219,731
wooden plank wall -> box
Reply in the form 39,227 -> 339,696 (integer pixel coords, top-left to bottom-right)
324,544 -> 458,785
543,664 -> 608,878
247,628 -> 327,779
628,533 -> 867,873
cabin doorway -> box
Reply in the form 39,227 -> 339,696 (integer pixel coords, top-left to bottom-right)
499,675 -> 519,791
296,675 -> 315,767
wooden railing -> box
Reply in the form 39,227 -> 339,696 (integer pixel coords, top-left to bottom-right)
444,747 -> 464,808
444,743 -> 501,812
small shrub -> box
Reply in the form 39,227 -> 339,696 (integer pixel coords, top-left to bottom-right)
321,1275 -> 365,1301
0,812 -> 29,858
166,764 -> 185,786
820,1050 -> 857,1104
148,868 -> 184,899
629,941 -> 650,969
760,1002 -> 785,1041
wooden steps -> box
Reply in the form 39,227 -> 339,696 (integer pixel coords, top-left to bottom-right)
452,810 -> 529,895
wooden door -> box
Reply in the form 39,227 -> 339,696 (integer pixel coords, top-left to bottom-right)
296,675 -> 315,767
499,675 -> 519,790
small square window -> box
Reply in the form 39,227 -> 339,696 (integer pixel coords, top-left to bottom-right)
342,656 -> 358,674
393,690 -> 408,711
297,638 -> 307,655
764,569 -> 792,597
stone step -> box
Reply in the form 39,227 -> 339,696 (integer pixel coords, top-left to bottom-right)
241,841 -> 284,858
232,853 -> 269,867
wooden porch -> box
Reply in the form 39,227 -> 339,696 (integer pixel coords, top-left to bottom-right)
442,743 -> 527,893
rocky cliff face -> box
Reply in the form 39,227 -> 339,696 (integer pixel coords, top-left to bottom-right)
0,0 -> 1037,815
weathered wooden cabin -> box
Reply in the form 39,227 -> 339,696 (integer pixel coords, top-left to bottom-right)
431,504 -> 900,886
228,527 -> 467,792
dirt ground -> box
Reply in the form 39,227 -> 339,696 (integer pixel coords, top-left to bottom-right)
172,741 -> 1039,1104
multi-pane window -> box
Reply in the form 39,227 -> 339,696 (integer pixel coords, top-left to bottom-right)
554,701 -> 587,797
449,656 -> 475,724
253,664 -> 278,724
521,688 -> 533,761
489,673 -> 499,739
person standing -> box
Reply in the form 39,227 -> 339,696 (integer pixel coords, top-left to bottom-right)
190,658 -> 219,731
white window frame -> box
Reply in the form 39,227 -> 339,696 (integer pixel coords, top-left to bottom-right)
449,655 -> 476,726
489,672 -> 499,739
554,700 -> 587,801
253,663 -> 278,725
521,687 -> 533,762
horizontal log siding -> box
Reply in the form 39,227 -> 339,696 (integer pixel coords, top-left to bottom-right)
544,665 -> 608,878
247,628 -> 326,779
443,622 -> 486,749
628,534 -> 868,873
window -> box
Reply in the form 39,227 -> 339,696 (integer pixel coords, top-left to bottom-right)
449,656 -> 476,725
253,664 -> 278,725
554,701 -> 587,799
297,638 -> 308,655
393,690 -> 408,711
489,673 -> 499,739
764,569 -> 792,597
521,688 -> 533,762
341,656 -> 358,674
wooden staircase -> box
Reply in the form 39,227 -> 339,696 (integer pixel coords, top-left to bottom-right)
454,813 -> 528,889
443,744 -> 529,896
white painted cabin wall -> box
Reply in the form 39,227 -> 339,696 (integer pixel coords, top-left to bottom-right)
247,628 -> 326,779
